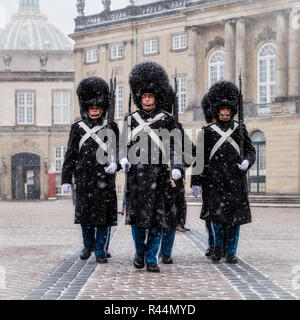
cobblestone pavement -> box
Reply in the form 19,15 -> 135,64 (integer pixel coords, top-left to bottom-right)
0,200 -> 299,300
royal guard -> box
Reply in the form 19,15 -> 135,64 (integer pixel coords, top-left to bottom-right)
120,62 -> 184,272
61,76 -> 119,264
191,80 -> 256,263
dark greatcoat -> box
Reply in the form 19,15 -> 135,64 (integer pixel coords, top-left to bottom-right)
61,116 -> 119,226
121,108 -> 184,229
191,119 -> 256,226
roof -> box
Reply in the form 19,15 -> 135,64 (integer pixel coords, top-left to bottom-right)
0,0 -> 72,51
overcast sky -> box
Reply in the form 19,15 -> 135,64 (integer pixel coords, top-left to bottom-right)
0,0 -> 130,37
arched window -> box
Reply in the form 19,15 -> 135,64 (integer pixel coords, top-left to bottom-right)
208,50 -> 225,87
249,131 -> 266,193
257,43 -> 276,104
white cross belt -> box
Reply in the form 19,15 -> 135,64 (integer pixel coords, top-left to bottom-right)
131,112 -> 166,157
209,123 -> 240,161
78,120 -> 108,153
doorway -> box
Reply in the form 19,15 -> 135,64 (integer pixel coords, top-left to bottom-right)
249,131 -> 266,194
11,153 -> 40,200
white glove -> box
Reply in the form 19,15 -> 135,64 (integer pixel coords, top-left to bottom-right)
120,157 -> 131,172
61,183 -> 72,193
191,185 -> 202,197
237,159 -> 249,171
172,168 -> 182,181
104,162 -> 117,174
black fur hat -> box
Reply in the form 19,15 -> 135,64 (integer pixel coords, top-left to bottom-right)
76,76 -> 109,118
129,61 -> 170,111
201,93 -> 214,123
206,80 -> 239,119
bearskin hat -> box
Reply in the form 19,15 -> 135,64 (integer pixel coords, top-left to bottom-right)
206,80 -> 239,119
201,93 -> 214,123
129,61 -> 171,111
76,77 -> 109,118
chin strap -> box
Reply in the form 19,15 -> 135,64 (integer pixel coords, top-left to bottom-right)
142,103 -> 155,109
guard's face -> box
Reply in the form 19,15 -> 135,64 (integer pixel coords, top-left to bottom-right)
141,93 -> 156,112
218,106 -> 231,122
88,106 -> 103,119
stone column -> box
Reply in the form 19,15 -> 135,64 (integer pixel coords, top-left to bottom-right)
186,26 -> 199,109
224,19 -> 236,83
235,19 -> 246,90
276,13 -> 288,98
288,8 -> 300,97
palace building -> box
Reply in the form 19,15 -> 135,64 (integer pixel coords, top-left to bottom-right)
70,0 -> 300,196
0,0 -> 74,200
1,0 -> 300,200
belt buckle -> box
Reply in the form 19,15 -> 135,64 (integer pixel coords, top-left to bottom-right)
91,132 -> 97,139
226,136 -> 232,143
144,125 -> 151,133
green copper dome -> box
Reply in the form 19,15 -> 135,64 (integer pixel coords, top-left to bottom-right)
0,0 -> 72,50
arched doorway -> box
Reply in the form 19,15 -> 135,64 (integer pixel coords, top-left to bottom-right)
249,131 -> 266,194
11,153 -> 40,200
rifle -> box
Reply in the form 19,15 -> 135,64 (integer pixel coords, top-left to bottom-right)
125,93 -> 132,172
122,92 -> 132,216
173,68 -> 179,123
238,73 -> 244,161
107,72 -> 116,163
108,72 -> 116,126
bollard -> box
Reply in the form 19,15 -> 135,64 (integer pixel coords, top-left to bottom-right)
48,163 -> 56,200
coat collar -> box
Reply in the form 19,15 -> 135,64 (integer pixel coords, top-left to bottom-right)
138,107 -> 162,120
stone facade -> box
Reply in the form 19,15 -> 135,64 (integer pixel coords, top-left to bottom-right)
0,1 -> 74,200
70,0 -> 300,196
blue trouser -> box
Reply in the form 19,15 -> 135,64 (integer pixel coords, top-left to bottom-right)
160,227 -> 176,257
212,222 -> 240,255
81,224 -> 110,257
205,220 -> 215,247
131,225 -> 162,264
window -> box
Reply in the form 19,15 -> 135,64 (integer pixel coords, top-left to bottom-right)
115,84 -> 124,119
85,48 -> 98,64
258,43 -> 276,104
110,44 -> 124,59
53,91 -> 70,124
144,39 -> 158,55
174,77 -> 187,113
54,146 -> 67,173
208,51 -> 225,87
17,91 -> 34,125
172,34 -> 187,50
249,131 -> 266,193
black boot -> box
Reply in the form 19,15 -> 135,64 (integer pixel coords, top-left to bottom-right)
106,252 -> 112,258
80,247 -> 92,260
211,246 -> 222,262
133,253 -> 145,269
146,263 -> 160,273
96,255 -> 108,264
161,255 -> 173,264
205,246 -> 214,257
226,254 -> 238,264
